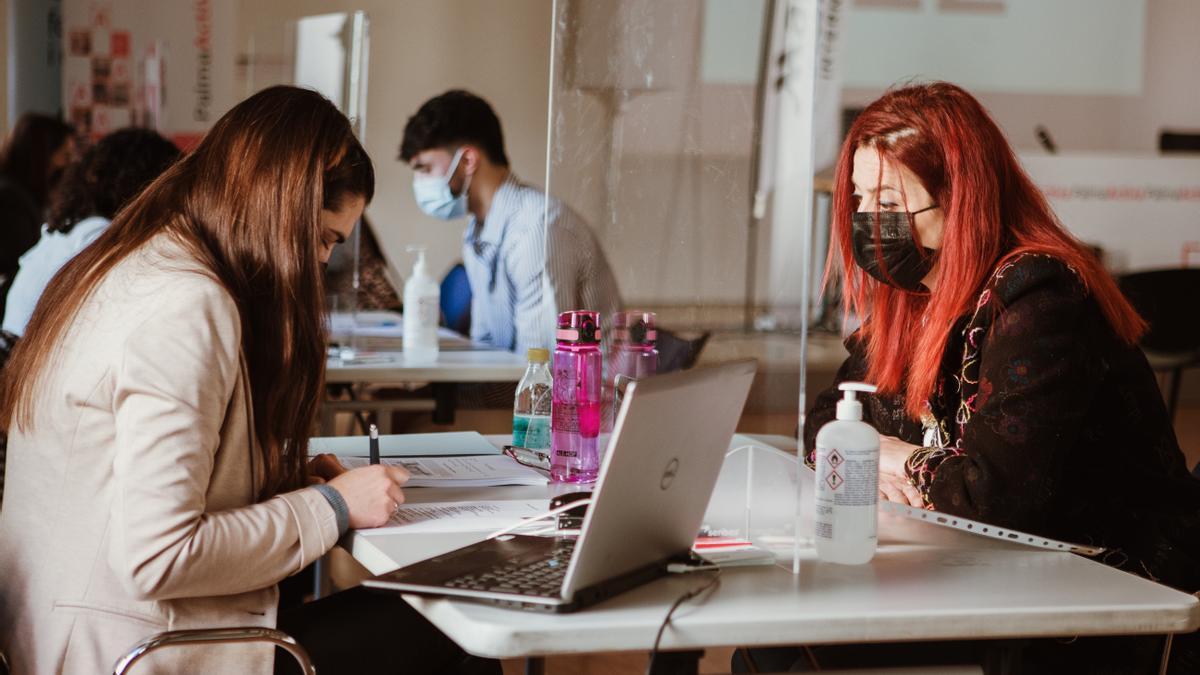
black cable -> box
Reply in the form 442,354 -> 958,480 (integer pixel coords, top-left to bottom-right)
645,569 -> 722,675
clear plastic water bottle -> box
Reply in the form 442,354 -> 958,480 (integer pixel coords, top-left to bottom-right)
513,348 -> 552,451
610,311 -> 658,421
551,310 -> 603,483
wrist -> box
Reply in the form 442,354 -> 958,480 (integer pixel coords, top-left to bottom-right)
312,483 -> 350,536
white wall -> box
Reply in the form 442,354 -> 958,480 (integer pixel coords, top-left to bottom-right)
843,0 -> 1147,96
144,0 -> 1200,313
844,0 -> 1200,153
237,0 -> 553,282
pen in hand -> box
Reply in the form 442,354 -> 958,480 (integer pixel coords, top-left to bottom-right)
369,423 -> 380,465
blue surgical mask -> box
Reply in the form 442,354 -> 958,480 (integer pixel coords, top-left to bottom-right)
412,148 -> 472,220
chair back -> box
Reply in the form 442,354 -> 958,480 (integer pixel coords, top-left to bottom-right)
656,329 -> 712,374
1118,268 -> 1200,354
113,627 -> 315,675
1159,130 -> 1200,153
440,263 -> 472,335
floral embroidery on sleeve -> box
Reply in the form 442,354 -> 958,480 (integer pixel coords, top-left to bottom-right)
904,410 -> 957,507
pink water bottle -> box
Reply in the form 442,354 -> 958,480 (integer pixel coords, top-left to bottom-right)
551,310 -> 603,483
610,311 -> 658,419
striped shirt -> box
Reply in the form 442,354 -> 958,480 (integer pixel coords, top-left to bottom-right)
463,173 -> 622,354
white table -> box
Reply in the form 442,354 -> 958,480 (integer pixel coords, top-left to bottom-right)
322,350 -> 528,430
344,435 -> 1200,673
325,350 -> 529,385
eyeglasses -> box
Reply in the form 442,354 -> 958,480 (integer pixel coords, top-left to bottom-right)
502,445 -> 551,471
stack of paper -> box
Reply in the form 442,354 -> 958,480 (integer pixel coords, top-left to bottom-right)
693,536 -> 776,568
327,310 -> 469,342
339,455 -> 548,488
358,500 -> 547,536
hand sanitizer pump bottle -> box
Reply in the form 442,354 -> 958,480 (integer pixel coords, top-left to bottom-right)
402,246 -> 440,365
814,382 -> 880,564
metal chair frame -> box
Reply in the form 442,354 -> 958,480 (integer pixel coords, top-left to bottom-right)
112,627 -> 315,675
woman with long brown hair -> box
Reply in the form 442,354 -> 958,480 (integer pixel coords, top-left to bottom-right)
739,82 -> 1199,673
0,87 -> 489,674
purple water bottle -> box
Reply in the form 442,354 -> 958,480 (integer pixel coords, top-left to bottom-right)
551,310 -> 603,483
611,311 -> 658,419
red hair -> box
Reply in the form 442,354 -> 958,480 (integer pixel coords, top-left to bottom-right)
829,82 -> 1145,418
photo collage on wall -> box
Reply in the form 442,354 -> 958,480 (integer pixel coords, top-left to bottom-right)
64,3 -> 163,140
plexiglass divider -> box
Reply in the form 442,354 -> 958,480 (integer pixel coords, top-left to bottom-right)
702,442 -> 810,561
261,11 -> 372,358
545,0 -> 824,573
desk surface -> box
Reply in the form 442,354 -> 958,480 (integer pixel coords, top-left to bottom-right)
345,435 -> 1200,659
325,350 -> 528,384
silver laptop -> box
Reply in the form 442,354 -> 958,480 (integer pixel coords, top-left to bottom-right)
363,359 -> 757,612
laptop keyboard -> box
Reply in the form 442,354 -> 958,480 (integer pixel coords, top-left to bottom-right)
443,540 -> 575,597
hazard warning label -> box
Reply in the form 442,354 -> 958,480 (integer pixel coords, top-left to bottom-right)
815,443 -> 878,507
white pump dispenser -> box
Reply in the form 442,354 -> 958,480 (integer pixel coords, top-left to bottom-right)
403,246 -> 440,364
814,381 -> 880,564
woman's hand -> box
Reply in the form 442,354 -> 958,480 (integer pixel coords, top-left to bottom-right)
327,464 -> 411,529
879,435 -> 920,478
878,472 -> 924,507
876,435 -> 925,507
307,453 -> 347,485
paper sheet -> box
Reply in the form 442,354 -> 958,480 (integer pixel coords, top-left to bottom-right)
879,500 -> 1105,556
358,500 -> 547,536
339,455 -> 548,487
308,431 -> 500,458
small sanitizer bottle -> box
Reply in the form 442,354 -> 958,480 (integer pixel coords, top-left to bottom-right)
402,246 -> 440,365
814,382 -> 880,564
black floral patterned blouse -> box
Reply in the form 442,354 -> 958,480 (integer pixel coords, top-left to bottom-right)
806,253 -> 1200,672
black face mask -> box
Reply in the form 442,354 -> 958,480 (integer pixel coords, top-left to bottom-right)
850,205 -> 939,292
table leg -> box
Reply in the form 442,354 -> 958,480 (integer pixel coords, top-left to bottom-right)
981,639 -> 1026,675
647,649 -> 703,675
319,404 -> 336,436
432,383 -> 457,425
311,555 -> 329,600
1159,633 -> 1175,675
524,656 -> 545,675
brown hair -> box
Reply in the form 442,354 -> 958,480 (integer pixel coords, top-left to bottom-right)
0,112 -> 75,209
47,127 -> 181,234
0,86 -> 375,498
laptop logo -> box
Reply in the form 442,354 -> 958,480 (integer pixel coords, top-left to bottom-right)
660,458 -> 680,490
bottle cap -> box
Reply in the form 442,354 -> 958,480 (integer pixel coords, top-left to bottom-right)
556,310 -> 601,344
836,382 -> 877,421
406,245 -> 428,276
612,311 -> 656,345
526,347 -> 549,363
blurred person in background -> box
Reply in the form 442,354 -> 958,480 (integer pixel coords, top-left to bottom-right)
2,127 -> 181,337
0,113 -> 77,313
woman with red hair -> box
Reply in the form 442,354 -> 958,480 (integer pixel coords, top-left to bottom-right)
796,82 -> 1199,673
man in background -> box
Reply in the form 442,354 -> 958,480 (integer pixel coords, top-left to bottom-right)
400,90 -> 621,355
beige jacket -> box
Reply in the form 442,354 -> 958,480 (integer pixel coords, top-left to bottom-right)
0,234 -> 339,674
